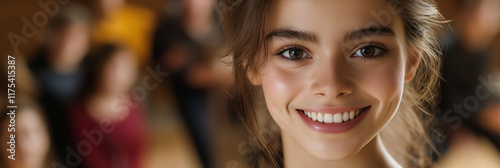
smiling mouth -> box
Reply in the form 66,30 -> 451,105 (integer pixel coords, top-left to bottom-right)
297,106 -> 370,124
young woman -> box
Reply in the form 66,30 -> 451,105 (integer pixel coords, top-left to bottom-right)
221,0 -> 443,167
69,44 -> 147,168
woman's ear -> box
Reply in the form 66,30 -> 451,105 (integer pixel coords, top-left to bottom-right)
247,70 -> 262,85
405,47 -> 422,82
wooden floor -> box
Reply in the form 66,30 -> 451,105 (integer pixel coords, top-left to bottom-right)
145,80 -> 249,168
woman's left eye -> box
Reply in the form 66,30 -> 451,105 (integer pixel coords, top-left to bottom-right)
353,46 -> 385,58
280,48 -> 309,60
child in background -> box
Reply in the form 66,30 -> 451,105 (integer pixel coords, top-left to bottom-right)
0,102 -> 52,168
69,44 -> 147,168
28,3 -> 92,162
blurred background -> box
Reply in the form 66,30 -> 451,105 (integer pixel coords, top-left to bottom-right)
0,0 -> 499,168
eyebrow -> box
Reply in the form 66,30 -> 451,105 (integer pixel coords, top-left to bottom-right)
344,26 -> 396,41
266,28 -> 319,44
266,26 -> 396,44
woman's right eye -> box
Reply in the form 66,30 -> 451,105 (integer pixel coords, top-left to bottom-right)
279,48 -> 309,60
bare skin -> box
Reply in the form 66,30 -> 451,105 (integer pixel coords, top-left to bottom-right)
86,50 -> 138,122
248,0 -> 420,167
1,108 -> 50,168
48,24 -> 89,74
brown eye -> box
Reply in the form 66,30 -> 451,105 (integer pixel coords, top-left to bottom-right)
282,48 -> 308,60
354,46 -> 384,58
361,46 -> 375,56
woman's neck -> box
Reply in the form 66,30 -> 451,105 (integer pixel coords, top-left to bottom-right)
86,91 -> 129,121
90,91 -> 122,103
282,134 -> 400,168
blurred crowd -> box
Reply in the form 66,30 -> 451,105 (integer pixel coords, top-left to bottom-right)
0,0 -> 238,168
0,0 -> 499,168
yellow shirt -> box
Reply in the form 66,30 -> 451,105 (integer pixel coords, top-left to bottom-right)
92,5 -> 155,67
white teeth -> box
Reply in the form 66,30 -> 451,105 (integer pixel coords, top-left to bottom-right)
317,113 -> 324,122
302,108 -> 364,124
324,113 -> 333,123
333,113 -> 343,123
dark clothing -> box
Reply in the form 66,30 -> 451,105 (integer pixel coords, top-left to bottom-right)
29,50 -> 88,165
439,34 -> 491,116
434,30 -> 500,160
151,16 -> 223,168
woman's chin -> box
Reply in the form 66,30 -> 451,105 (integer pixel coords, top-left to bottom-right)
305,143 -> 361,161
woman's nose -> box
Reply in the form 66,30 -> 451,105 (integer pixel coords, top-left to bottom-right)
310,55 -> 354,99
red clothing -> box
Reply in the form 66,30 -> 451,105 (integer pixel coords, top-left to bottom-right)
69,100 -> 147,168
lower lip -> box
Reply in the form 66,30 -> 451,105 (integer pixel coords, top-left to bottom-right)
297,106 -> 370,133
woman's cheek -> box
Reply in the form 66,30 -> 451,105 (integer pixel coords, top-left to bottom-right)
261,66 -> 304,128
359,61 -> 405,121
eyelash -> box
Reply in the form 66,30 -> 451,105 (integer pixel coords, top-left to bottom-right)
274,45 -> 311,63
274,42 -> 389,62
350,42 -> 389,60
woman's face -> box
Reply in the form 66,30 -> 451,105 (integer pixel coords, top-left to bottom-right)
0,109 -> 50,168
17,109 -> 50,168
49,24 -> 89,69
101,50 -> 138,94
255,0 -> 419,161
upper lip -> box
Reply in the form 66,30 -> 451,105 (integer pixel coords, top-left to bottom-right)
297,106 -> 370,114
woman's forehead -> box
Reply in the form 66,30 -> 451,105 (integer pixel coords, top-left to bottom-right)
266,0 -> 405,43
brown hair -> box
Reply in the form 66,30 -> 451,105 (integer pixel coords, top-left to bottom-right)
221,0 -> 444,167
81,43 -> 137,99
46,3 -> 92,40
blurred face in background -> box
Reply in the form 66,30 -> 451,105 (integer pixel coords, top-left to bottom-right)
48,23 -> 90,72
17,108 -> 50,168
0,108 -> 50,168
183,0 -> 215,37
100,49 -> 138,95
183,0 -> 214,20
94,0 -> 125,15
460,0 -> 500,49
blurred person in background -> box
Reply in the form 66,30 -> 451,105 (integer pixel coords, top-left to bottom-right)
0,101 -> 52,168
27,3 -> 92,164
435,0 -> 500,167
88,0 -> 156,67
0,49 -> 52,168
69,44 -> 147,168
151,0 -> 226,167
